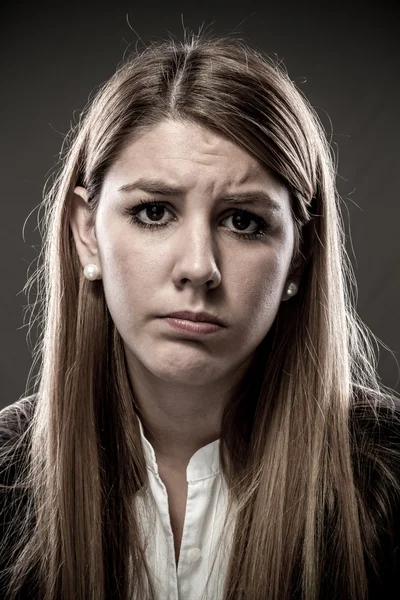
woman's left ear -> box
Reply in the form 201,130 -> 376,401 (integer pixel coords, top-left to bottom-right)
281,253 -> 306,301
281,280 -> 299,301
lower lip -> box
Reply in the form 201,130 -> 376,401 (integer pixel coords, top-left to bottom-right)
162,317 -> 223,335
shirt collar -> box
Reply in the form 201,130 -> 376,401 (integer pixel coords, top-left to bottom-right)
136,413 -> 221,482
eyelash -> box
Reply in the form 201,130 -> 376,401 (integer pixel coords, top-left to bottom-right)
125,199 -> 270,241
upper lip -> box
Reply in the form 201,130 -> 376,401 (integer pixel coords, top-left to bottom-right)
163,311 -> 226,326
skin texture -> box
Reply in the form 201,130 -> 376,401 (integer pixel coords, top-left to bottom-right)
70,118 -> 301,470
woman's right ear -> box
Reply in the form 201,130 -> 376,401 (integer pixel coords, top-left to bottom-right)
70,186 -> 99,269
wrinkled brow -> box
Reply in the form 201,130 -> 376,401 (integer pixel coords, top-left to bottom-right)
118,177 -> 284,215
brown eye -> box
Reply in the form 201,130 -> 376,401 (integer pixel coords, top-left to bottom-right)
126,200 -> 174,228
225,212 -> 259,234
125,200 -> 269,241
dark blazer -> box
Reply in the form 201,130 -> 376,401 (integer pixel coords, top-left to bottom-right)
0,393 -> 399,599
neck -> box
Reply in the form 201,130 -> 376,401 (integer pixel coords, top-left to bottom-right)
126,351 -> 252,472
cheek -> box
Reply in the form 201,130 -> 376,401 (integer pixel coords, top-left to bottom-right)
234,249 -> 287,303
230,253 -> 288,338
98,228 -> 167,318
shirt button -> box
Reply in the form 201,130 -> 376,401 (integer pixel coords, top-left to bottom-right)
187,547 -> 202,563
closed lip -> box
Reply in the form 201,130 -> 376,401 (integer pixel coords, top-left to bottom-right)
163,311 -> 226,327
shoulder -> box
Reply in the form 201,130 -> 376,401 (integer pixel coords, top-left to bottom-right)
349,392 -> 400,594
349,391 -> 399,525
350,391 -> 400,490
0,397 -> 38,597
0,394 -> 37,446
350,392 -> 400,463
0,394 -> 38,486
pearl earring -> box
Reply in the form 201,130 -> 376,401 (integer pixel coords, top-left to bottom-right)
286,282 -> 298,297
83,264 -> 101,281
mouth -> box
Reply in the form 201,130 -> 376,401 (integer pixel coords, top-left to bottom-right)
161,316 -> 224,336
163,311 -> 226,327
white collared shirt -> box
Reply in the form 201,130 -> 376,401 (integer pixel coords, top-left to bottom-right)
133,417 -> 236,599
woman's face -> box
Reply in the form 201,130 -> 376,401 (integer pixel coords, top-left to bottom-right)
72,119 -> 297,386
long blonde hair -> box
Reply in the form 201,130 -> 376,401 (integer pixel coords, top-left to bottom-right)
1,28 -> 398,600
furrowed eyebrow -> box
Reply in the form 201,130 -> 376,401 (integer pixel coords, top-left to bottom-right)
118,178 -> 185,197
118,177 -> 283,214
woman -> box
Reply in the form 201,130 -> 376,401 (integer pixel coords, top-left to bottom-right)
0,30 -> 399,600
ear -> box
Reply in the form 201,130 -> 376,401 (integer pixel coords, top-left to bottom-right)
70,186 -> 100,271
281,251 -> 307,302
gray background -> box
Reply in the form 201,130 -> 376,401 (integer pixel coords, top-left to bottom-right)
1,0 -> 399,408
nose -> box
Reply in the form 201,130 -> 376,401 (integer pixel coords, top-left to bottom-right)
171,219 -> 222,290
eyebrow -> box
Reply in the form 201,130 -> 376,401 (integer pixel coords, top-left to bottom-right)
117,177 -> 283,214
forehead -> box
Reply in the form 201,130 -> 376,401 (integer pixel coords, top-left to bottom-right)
104,119 -> 290,207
